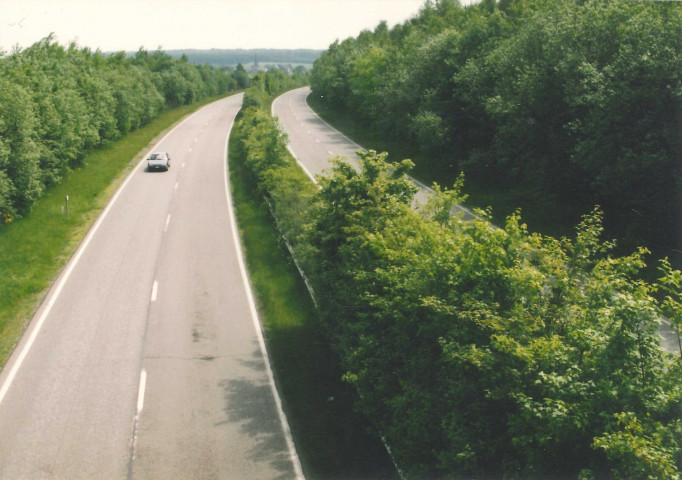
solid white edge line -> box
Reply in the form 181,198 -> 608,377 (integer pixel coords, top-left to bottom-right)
136,369 -> 147,413
0,101 -> 212,407
287,145 -> 317,185
272,93 -> 317,186
222,115 -> 305,480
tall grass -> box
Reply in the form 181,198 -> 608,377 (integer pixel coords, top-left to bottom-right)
0,98 -> 224,366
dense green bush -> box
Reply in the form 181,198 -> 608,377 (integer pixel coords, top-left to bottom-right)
0,37 -> 242,223
241,87 -> 264,111
310,0 -> 682,263
303,153 -> 681,479
232,73 -> 315,243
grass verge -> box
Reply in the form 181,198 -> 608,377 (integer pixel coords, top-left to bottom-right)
228,123 -> 399,480
0,96 -> 229,368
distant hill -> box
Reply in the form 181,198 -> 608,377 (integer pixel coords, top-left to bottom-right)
165,49 -> 323,69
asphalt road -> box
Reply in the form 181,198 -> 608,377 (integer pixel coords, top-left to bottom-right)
272,86 -> 477,218
272,87 -> 363,183
272,86 -> 679,356
0,94 -> 303,480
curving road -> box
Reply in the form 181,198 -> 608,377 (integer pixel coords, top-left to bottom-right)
273,87 -> 679,355
272,86 -> 477,219
0,94 -> 303,479
272,87 -> 363,183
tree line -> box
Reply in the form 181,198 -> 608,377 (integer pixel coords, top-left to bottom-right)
235,91 -> 681,477
164,48 -> 322,69
309,0 -> 682,265
0,36 -> 244,223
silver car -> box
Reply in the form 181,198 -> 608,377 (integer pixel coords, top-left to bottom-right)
147,152 -> 171,171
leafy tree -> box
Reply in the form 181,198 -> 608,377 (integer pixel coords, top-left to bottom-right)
235,61 -> 681,476
592,412 -> 679,480
310,0 -> 682,265
238,107 -> 289,192
233,63 -> 249,89
0,78 -> 42,217
299,152 -> 680,479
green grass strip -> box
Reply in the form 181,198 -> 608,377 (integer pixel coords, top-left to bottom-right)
0,96 -> 228,367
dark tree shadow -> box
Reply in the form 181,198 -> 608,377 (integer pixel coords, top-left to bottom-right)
218,346 -> 297,480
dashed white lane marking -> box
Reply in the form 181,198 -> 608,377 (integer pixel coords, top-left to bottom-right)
164,214 -> 171,232
150,281 -> 158,302
136,369 -> 147,413
174,182 -> 179,191
182,163 -> 186,168
128,368 -> 147,469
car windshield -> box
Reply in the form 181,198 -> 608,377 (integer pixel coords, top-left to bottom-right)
150,153 -> 163,160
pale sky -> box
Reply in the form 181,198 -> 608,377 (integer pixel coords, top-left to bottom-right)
0,0 -> 478,53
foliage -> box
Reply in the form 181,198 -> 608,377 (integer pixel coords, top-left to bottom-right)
299,152 -> 681,479
309,0 -> 682,263
227,56 -> 682,477
229,108 -> 398,479
237,107 -> 289,192
657,258 -> 682,355
593,412 -> 679,480
231,71 -> 315,244
0,37 -> 242,223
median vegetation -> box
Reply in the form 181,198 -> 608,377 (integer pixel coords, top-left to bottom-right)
236,89 -> 682,478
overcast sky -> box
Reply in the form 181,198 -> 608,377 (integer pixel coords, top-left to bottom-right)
0,0 -> 478,53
